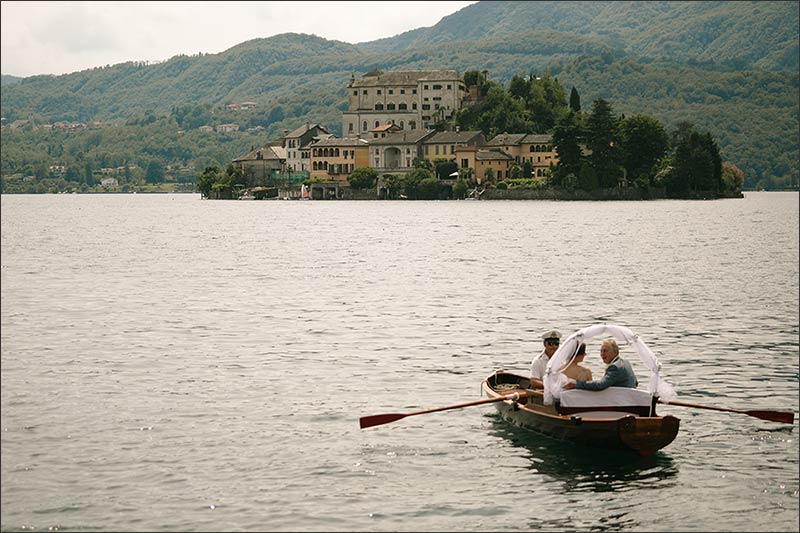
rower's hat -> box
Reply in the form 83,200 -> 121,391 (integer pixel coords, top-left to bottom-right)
542,330 -> 561,341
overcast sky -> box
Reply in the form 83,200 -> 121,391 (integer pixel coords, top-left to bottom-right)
1,1 -> 477,77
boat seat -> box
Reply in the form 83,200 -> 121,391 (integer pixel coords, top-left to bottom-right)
559,387 -> 652,408
558,387 -> 655,417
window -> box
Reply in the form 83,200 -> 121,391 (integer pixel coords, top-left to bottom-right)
422,104 -> 430,110
424,97 -> 429,101
434,104 -> 440,110
387,103 -> 395,110
334,148 -> 340,157
447,84 -> 452,89
400,89 -> 405,94
398,103 -> 407,110
375,121 -> 380,127
388,89 -> 393,94
435,145 -> 440,155
400,121 -> 404,129
425,146 -> 429,155
412,89 -> 417,94
461,159 -> 468,168
363,121 -> 368,131
410,121 -> 416,130
375,103 -> 384,110
344,150 -> 349,159
353,90 -> 358,95
412,103 -> 417,110
433,96 -> 441,101
377,89 -> 382,95
363,90 -> 368,95
350,150 -> 355,158
375,149 -> 379,155
450,145 -> 455,154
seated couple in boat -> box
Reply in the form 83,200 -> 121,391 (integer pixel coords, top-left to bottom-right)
530,330 -> 638,391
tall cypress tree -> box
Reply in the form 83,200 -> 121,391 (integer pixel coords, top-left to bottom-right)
586,99 -> 621,188
569,86 -> 581,113
552,111 -> 584,185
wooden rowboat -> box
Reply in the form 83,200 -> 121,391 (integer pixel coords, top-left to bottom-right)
482,370 -> 680,455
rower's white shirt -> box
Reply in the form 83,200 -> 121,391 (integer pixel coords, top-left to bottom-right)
530,349 -> 549,379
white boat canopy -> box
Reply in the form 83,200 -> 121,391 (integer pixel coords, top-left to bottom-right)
542,324 -> 677,406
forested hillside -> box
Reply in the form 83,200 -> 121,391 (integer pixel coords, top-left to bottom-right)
1,1 -> 797,189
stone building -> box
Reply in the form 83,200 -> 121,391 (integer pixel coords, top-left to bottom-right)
308,137 -> 370,182
369,130 -> 437,174
283,123 -> 332,172
342,70 -> 466,137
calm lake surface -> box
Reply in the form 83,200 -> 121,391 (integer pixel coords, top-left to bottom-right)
1,192 -> 798,532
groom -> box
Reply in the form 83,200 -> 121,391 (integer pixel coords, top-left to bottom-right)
563,338 -> 638,391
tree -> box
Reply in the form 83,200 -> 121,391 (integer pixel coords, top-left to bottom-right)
509,74 -> 530,101
520,160 -> 533,179
668,123 -> 723,194
528,73 -> 568,132
380,173 -> 402,199
347,166 -> 378,189
418,176 -> 443,199
197,164 -> 221,198
452,177 -> 468,199
721,162 -> 744,191
552,111 -> 584,186
401,168 -> 432,199
618,114 -> 669,187
569,86 -> 581,113
433,158 -> 458,179
145,159 -> 165,184
586,99 -> 621,188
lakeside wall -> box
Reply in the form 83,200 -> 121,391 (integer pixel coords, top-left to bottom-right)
336,186 -> 744,201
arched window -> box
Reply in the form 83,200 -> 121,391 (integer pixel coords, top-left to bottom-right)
375,103 -> 384,110
312,161 -> 318,170
398,103 -> 407,110
362,121 -> 368,131
334,148 -> 340,157
529,146 -> 535,152
387,103 -> 395,110
400,121 -> 404,129
348,123 -> 354,132
323,148 -> 329,157
323,161 -> 328,170
375,121 -> 380,128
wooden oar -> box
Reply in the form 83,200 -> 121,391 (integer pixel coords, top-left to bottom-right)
660,399 -> 794,424
360,391 -> 526,429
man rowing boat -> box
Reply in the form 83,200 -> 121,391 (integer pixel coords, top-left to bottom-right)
530,329 -> 561,389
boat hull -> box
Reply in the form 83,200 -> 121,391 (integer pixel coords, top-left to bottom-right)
484,371 -> 680,455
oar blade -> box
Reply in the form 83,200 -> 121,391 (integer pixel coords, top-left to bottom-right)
359,413 -> 407,429
746,410 -> 795,424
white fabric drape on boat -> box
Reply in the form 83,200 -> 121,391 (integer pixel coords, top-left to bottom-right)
542,324 -> 677,406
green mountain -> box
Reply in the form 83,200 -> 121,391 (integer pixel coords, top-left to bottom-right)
1,1 -> 798,189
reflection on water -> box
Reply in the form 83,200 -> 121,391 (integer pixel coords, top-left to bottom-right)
487,414 -> 679,492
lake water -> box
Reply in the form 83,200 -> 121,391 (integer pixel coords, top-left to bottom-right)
1,192 -> 798,532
